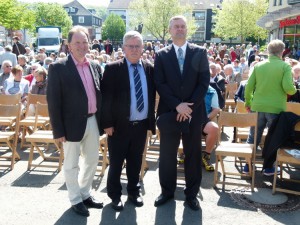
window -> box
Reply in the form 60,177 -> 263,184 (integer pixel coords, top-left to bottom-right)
194,12 -> 206,20
279,0 -> 282,5
70,7 -> 75,13
273,0 -> 277,6
79,16 -> 84,23
65,8 -> 69,13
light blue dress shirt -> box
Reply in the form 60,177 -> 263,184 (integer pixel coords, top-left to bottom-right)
127,59 -> 148,121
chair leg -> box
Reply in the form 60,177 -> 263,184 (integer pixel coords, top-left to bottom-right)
272,158 -> 279,194
214,155 -> 220,186
100,138 -> 108,177
27,144 -> 34,170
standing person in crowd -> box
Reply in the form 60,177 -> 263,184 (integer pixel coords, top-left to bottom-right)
101,30 -> 156,211
47,25 -> 103,217
12,36 -> 26,57
244,39 -> 296,175
104,39 -> 113,55
0,45 -> 17,72
58,39 -> 69,55
154,15 -> 210,211
92,39 -> 101,52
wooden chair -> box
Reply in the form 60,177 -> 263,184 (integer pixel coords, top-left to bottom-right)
272,121 -> 300,195
286,102 -> 300,115
0,103 -> 21,170
214,111 -> 258,191
25,102 -> 64,171
224,82 -> 238,112
0,93 -> 21,130
97,134 -> 109,176
20,93 -> 48,148
0,93 -> 21,105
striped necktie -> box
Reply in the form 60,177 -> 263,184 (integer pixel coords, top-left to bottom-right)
132,64 -> 144,112
178,47 -> 184,74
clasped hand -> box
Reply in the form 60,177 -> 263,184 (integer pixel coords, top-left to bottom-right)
176,102 -> 193,122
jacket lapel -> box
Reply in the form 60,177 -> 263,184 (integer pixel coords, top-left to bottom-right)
66,55 -> 85,92
89,61 -> 101,91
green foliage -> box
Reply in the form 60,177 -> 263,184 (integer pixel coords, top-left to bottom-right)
89,6 -> 108,21
213,0 -> 268,44
0,0 -> 35,31
128,0 -> 195,42
32,3 -> 73,37
102,14 -> 126,42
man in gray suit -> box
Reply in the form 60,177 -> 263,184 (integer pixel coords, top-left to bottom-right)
0,46 -> 17,73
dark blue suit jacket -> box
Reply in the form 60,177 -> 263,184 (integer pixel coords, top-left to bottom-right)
154,43 -> 210,127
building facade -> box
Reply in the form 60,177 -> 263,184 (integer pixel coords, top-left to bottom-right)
64,0 -> 102,40
107,0 -> 222,43
257,0 -> 300,50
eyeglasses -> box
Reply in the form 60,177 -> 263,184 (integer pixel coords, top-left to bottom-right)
125,45 -> 141,50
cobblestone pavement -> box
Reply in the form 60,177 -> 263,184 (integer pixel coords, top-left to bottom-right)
0,127 -> 299,225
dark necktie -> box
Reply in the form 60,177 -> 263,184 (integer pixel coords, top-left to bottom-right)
178,47 -> 184,74
132,64 -> 144,112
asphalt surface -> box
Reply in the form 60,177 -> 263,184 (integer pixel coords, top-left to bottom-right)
0,127 -> 300,225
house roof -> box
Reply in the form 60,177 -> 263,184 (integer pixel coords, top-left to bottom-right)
64,0 -> 95,16
108,0 -> 222,10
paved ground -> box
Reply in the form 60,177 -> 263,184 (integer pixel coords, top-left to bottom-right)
0,127 -> 300,225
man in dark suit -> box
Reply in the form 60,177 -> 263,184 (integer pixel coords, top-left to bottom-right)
47,26 -> 103,217
104,39 -> 113,55
101,31 -> 156,211
154,15 -> 210,211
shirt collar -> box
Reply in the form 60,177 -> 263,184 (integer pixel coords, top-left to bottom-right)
173,42 -> 188,55
126,58 -> 142,68
71,53 -> 90,67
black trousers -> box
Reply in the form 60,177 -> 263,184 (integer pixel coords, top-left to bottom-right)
107,120 -> 148,200
158,121 -> 202,200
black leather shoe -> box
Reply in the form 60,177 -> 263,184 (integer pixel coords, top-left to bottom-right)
186,198 -> 200,211
154,194 -> 174,207
83,196 -> 103,209
111,199 -> 124,211
128,195 -> 144,207
72,202 -> 90,217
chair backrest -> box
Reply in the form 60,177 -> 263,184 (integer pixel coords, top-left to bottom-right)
0,103 -> 21,117
235,101 -> 247,113
218,111 -> 258,146
286,102 -> 300,115
34,102 -> 49,130
225,82 -> 238,99
0,93 -> 21,105
24,93 -> 47,117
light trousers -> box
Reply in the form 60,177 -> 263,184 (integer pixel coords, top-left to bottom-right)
63,115 -> 99,205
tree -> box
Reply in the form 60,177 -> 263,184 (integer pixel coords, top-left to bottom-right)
32,3 -> 73,37
0,0 -> 35,36
213,0 -> 268,44
102,14 -> 126,43
128,0 -> 195,42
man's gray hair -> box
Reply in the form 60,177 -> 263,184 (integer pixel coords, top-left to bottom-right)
267,39 -> 285,57
2,60 -> 12,67
123,31 -> 143,46
169,15 -> 187,29
224,64 -> 234,71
